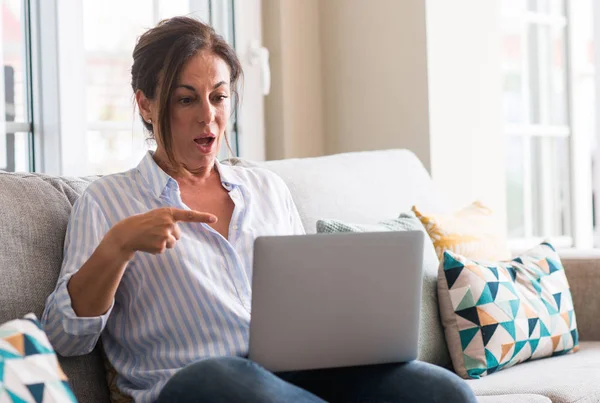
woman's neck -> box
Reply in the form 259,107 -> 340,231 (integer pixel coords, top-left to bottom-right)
152,151 -> 218,186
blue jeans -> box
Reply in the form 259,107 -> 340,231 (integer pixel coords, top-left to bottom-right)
157,357 -> 477,403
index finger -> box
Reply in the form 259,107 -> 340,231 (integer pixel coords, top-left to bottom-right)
170,208 -> 218,223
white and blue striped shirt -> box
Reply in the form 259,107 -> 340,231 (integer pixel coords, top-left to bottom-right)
41,151 -> 305,403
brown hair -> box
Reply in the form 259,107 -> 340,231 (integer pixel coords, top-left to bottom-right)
131,16 -> 242,166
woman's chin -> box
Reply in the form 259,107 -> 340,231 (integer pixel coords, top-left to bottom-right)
188,146 -> 220,165
193,139 -> 217,155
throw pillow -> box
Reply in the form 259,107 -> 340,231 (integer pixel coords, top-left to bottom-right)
412,201 -> 511,262
0,313 -> 78,402
316,215 -> 452,367
102,352 -> 133,403
438,242 -> 579,379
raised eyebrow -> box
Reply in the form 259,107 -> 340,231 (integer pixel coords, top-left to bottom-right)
174,82 -> 229,92
213,81 -> 229,90
175,84 -> 196,92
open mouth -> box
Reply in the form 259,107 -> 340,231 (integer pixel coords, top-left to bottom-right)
194,137 -> 216,146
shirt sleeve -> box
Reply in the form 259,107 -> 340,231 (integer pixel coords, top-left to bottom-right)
286,190 -> 305,235
274,176 -> 305,236
41,191 -> 115,356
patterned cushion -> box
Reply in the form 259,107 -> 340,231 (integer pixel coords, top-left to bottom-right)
438,242 -> 579,379
413,201 -> 511,262
316,215 -> 452,367
0,314 -> 78,402
101,351 -> 133,403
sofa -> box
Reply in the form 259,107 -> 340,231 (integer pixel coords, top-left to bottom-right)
1,148 -> 599,403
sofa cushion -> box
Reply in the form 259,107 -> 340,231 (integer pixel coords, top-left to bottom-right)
477,395 -> 551,403
316,215 -> 450,367
226,149 -> 447,234
439,243 -> 579,379
0,171 -> 110,403
0,313 -> 77,402
467,341 -> 600,403
413,201 -> 511,262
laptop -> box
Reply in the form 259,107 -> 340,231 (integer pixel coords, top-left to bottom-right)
248,231 -> 424,373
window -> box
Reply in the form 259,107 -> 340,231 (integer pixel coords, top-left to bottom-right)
82,0 -> 238,175
2,0 -> 264,176
502,0 -> 573,247
1,0 -> 34,172
502,0 -> 596,248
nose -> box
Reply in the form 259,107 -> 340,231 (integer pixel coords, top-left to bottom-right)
198,99 -> 215,125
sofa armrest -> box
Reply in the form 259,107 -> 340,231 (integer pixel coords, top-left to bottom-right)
559,249 -> 600,341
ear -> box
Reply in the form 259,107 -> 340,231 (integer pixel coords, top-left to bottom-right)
135,90 -> 155,123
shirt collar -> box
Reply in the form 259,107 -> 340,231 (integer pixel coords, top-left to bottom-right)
136,151 -> 241,198
215,159 -> 240,190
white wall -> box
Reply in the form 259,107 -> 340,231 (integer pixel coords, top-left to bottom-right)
316,0 -> 506,217
57,0 -> 89,176
426,0 -> 506,217
568,0 -> 595,248
262,0 -> 324,160
234,0 -> 266,161
262,0 -> 507,220
319,0 -> 432,170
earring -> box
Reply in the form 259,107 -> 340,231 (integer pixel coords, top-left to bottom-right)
147,118 -> 152,124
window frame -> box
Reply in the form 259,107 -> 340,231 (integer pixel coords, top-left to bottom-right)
566,0 -> 595,249
2,0 -> 35,172
21,0 -> 264,176
503,0 -> 595,249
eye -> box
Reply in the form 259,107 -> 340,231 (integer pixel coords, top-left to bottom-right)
179,97 -> 193,105
213,95 -> 229,103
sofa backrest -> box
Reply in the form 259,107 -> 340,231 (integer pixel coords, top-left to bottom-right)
0,171 -> 110,403
230,149 -> 452,367
0,149 -> 448,403
228,148 -> 446,234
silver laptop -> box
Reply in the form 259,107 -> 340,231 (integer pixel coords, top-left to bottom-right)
248,231 -> 424,372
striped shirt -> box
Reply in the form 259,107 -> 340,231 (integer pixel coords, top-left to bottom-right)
41,151 -> 305,403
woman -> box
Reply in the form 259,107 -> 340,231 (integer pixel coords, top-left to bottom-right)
42,17 -> 477,403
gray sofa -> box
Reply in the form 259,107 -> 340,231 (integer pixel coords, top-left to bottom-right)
1,149 -> 599,403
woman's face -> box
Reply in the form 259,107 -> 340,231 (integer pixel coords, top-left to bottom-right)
163,50 -> 232,170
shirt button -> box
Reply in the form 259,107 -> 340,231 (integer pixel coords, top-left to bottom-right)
232,225 -> 239,230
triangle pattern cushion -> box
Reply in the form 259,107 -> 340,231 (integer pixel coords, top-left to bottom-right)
459,327 -> 480,350
0,314 -> 77,403
437,242 -> 579,379
27,383 -> 45,403
456,289 -> 477,311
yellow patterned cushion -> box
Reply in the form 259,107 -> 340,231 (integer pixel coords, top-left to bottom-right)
413,201 -> 510,262
101,349 -> 133,403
